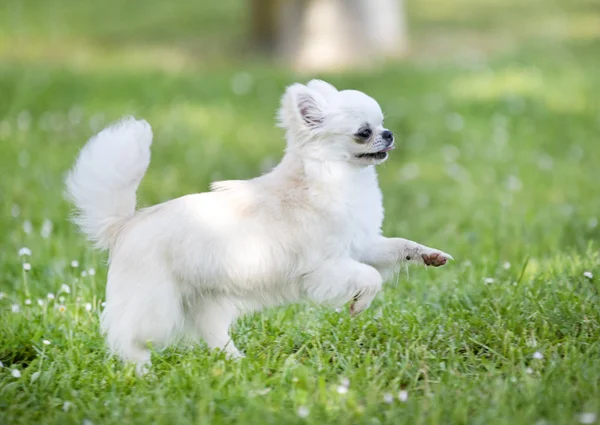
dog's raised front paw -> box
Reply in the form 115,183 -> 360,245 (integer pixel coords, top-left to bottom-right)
421,250 -> 453,267
350,298 -> 372,316
349,284 -> 381,316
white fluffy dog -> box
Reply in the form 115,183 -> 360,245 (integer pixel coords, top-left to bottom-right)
66,79 -> 452,373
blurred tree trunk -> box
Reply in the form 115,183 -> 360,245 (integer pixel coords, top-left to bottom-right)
250,0 -> 408,72
250,0 -> 279,53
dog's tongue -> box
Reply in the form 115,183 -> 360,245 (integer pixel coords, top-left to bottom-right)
380,144 -> 395,153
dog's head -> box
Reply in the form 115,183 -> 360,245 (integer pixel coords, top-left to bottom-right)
278,80 -> 394,166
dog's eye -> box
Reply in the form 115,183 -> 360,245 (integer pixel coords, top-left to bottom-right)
356,128 -> 372,139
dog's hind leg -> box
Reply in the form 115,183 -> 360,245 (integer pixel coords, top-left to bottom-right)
118,342 -> 152,376
101,268 -> 185,375
188,298 -> 244,358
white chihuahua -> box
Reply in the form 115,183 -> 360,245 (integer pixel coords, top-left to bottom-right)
66,80 -> 452,373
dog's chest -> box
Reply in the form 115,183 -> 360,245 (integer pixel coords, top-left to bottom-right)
314,168 -> 384,253
344,180 -> 383,249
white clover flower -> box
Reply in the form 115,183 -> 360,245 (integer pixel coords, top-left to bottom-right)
22,263 -> 31,271
533,352 -> 544,360
71,260 -> 79,268
251,388 -> 271,396
506,175 -> 522,192
63,401 -> 72,412
19,247 -> 32,257
578,413 -> 597,424
88,268 -> 96,276
85,303 -> 92,312
37,299 -> 44,306
11,304 -> 20,313
0,292 -> 4,299
60,284 -> 71,294
526,367 -> 534,374
340,377 -> 350,388
81,271 -> 88,277
584,271 -> 593,279
40,218 -> 53,239
336,385 -> 348,395
83,420 -> 94,425
297,406 -> 309,418
42,340 -> 51,345
484,277 -> 494,284
383,393 -> 394,404
11,369 -> 21,378
47,293 -> 55,300
398,390 -> 408,402
25,299 -> 31,305
11,204 -> 20,218
23,220 -> 33,234
503,262 -> 511,270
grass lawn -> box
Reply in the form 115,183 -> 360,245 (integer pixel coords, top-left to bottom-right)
1,0 -> 600,424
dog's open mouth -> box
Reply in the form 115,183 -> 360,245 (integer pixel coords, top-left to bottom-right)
355,145 -> 394,160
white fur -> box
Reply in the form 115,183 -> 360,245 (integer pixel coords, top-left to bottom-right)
65,80 -> 452,373
65,117 -> 152,250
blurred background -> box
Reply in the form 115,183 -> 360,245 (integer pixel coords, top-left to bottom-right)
0,0 -> 599,268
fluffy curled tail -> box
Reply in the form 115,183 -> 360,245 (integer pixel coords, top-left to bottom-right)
65,117 -> 153,250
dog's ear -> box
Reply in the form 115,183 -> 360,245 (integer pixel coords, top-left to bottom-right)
306,80 -> 338,101
278,83 -> 328,131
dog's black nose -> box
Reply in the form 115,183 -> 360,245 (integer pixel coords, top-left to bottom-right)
382,130 -> 394,143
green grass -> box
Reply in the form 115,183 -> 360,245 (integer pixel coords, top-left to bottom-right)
1,0 -> 600,424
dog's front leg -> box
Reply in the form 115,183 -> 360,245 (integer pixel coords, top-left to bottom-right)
361,237 -> 453,278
